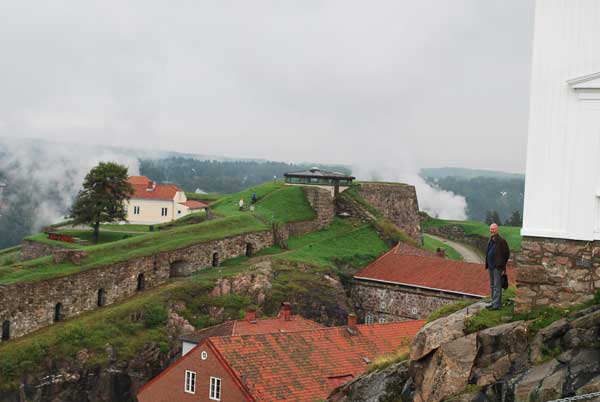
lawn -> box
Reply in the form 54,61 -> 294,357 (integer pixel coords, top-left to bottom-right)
185,192 -> 223,203
422,217 -> 522,251
278,224 -> 388,269
0,215 -> 268,285
422,234 -> 463,261
100,224 -> 153,233
211,181 -> 283,217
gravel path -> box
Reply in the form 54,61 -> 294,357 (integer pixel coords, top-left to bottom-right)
427,234 -> 484,264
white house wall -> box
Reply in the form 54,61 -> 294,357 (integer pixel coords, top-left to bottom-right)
522,0 -> 600,241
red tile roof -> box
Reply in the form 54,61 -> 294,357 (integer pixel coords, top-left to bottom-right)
127,176 -> 181,201
209,320 -> 425,402
179,200 -> 208,210
355,244 -> 516,297
181,312 -> 324,344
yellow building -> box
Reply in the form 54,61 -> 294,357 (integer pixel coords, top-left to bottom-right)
126,176 -> 207,224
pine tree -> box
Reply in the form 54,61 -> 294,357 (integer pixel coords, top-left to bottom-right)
491,210 -> 501,225
506,210 -> 522,227
485,210 -> 494,225
69,162 -> 133,243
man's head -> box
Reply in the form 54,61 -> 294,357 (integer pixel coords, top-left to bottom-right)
490,223 -> 499,237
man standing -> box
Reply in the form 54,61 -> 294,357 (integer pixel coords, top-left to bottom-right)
485,223 -> 510,310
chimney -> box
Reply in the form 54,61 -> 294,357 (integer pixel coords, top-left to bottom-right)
347,313 -> 358,335
146,180 -> 156,191
436,248 -> 446,258
280,302 -> 292,321
244,308 -> 257,323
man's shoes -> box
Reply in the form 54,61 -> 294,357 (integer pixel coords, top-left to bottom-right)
486,305 -> 501,311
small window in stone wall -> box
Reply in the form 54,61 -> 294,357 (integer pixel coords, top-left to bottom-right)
366,314 -> 374,325
54,303 -> 62,322
137,273 -> 145,291
1,320 -> 9,341
378,317 -> 386,324
411,307 -> 418,316
380,301 -> 386,310
97,288 -> 106,307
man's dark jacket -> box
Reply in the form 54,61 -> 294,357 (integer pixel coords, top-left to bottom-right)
485,235 -> 510,270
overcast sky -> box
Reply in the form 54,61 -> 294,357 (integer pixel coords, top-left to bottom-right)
0,1 -> 534,173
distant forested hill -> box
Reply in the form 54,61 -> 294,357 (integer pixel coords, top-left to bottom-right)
139,157 -> 351,194
421,168 -> 525,224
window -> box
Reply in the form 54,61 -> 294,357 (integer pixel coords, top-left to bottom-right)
161,207 -> 168,216
411,307 -> 418,316
133,206 -> 140,215
210,377 -> 221,400
378,317 -> 386,324
365,314 -> 374,325
185,371 -> 196,394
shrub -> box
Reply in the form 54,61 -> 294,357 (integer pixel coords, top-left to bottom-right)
142,303 -> 168,328
366,348 -> 409,373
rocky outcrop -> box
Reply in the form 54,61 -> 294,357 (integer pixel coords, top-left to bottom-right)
210,260 -> 274,307
19,240 -> 65,261
329,361 -> 410,402
329,303 -> 600,402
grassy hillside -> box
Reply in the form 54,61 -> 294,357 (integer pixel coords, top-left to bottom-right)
422,216 -> 522,251
0,215 -> 267,285
422,234 -> 463,261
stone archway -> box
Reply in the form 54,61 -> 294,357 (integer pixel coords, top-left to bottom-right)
169,260 -> 191,277
97,288 -> 106,307
137,273 -> 145,291
54,303 -> 62,322
212,252 -> 220,267
2,320 -> 9,341
245,243 -> 254,257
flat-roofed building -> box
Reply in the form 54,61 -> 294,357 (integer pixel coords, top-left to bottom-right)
284,167 -> 355,197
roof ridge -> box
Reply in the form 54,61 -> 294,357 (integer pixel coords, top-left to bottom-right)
391,253 -> 484,267
211,320 -> 424,340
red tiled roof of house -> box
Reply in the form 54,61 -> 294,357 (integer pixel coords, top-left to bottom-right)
209,320 -> 425,402
355,245 -> 516,297
179,200 -> 208,210
127,176 -> 181,201
181,309 -> 324,344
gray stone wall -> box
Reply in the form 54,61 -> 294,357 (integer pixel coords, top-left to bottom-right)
516,236 -> 600,312
358,183 -> 422,243
0,230 -> 273,342
20,240 -> 66,261
352,279 -> 480,322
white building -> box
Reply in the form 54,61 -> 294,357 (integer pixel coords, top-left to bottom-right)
522,0 -> 600,241
126,176 -> 208,224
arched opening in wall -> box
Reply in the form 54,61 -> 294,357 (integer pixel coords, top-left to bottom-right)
97,288 -> 106,307
245,243 -> 254,257
137,273 -> 145,291
54,303 -> 62,322
212,252 -> 219,268
1,320 -> 9,341
169,260 -> 189,278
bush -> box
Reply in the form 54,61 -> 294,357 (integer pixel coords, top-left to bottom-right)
142,303 -> 168,328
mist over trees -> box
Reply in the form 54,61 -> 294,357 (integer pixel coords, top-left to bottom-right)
422,175 -> 525,224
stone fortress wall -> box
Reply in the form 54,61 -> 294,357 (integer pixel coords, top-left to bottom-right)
357,183 -> 422,244
0,186 -> 337,342
516,237 -> 600,312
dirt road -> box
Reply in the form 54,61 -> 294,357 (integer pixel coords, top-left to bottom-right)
427,234 -> 484,264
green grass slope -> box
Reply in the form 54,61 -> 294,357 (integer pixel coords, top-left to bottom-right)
422,216 -> 522,251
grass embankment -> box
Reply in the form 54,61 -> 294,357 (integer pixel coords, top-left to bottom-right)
422,216 -> 522,251
100,224 -> 152,233
0,215 -> 267,285
212,182 -> 315,224
185,192 -> 222,203
0,249 -> 20,267
422,234 -> 463,261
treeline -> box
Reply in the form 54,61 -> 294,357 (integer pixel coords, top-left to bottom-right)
423,175 -> 525,225
139,158 -> 351,194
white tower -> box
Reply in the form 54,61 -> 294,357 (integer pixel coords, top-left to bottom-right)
518,0 -> 600,311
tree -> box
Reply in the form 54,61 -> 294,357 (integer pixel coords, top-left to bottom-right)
506,210 -> 522,227
69,162 -> 133,243
491,210 -> 501,225
485,210 -> 494,225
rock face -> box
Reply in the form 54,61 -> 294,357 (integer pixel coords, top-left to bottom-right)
516,236 -> 600,312
358,183 -> 422,244
329,361 -> 410,402
20,239 -> 64,261
329,303 -> 600,402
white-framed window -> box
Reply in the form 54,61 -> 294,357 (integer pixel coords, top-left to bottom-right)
185,370 -> 196,394
410,307 -> 418,316
210,377 -> 221,400
133,206 -> 140,215
380,301 -> 386,310
365,314 -> 374,325
378,317 -> 386,324
161,207 -> 168,216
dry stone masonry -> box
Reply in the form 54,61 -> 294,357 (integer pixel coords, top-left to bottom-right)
0,231 -> 273,342
516,236 -> 600,312
357,183 -> 422,243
